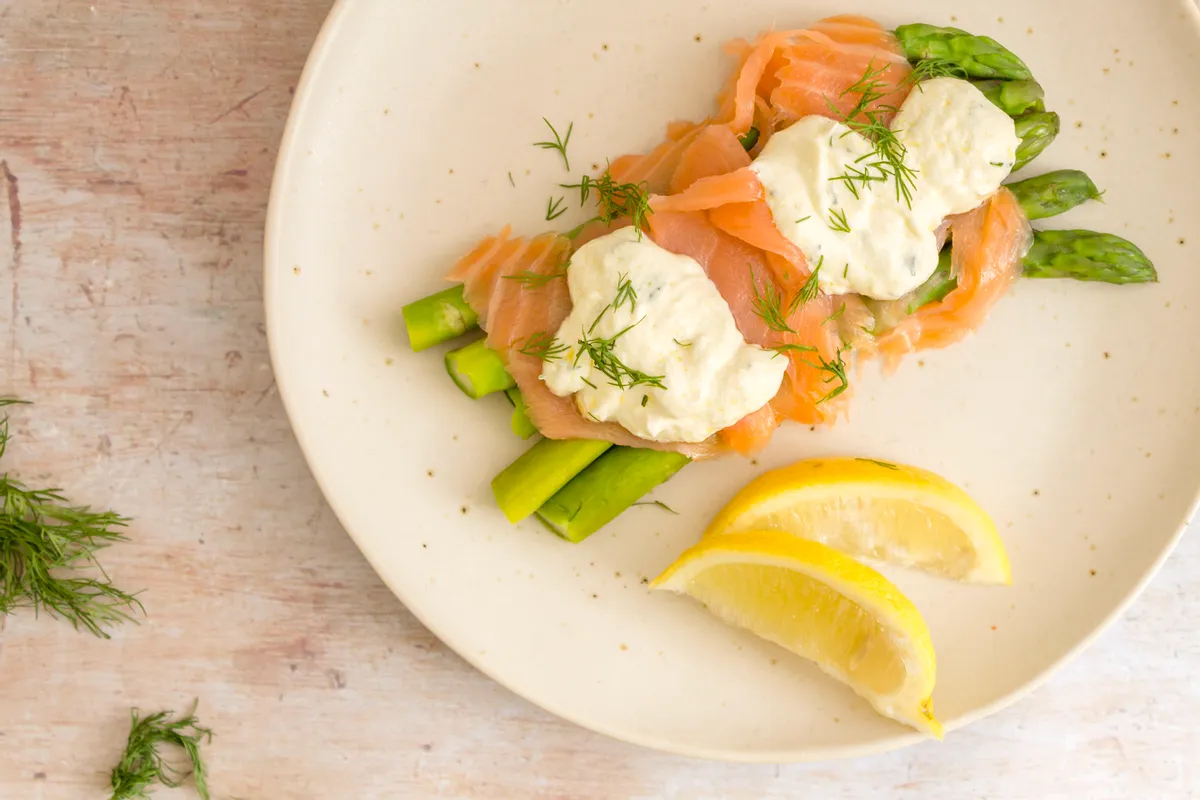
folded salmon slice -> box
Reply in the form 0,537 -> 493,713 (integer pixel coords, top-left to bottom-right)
875,188 -> 1032,367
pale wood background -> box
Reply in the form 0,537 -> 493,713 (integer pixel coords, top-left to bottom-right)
1,2 -> 1197,798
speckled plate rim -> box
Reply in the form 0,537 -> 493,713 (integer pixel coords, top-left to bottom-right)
263,0 -> 1200,763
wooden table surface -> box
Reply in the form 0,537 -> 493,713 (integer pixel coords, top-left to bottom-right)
1,2 -> 1198,798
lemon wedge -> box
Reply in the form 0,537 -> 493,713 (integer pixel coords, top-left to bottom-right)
704,457 -> 1010,585
653,531 -> 942,737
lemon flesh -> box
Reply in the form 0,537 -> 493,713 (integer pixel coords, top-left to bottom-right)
705,458 -> 1010,585
654,531 -> 943,737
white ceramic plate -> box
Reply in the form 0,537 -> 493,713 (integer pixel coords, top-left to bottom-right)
265,0 -> 1200,762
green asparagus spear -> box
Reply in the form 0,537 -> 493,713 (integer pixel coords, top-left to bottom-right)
895,24 -> 1033,80
1006,169 -> 1103,221
974,78 -> 1045,117
536,448 -> 691,543
445,339 -> 515,399
913,227 -> 1157,309
505,388 -> 538,440
906,247 -> 955,314
403,286 -> 479,351
738,127 -> 760,151
492,438 -> 613,523
1013,112 -> 1060,171
1022,230 -> 1157,284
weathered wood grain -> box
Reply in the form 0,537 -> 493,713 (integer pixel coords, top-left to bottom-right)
0,1 -> 1197,798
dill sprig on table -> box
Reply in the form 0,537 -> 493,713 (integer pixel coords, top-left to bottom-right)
109,701 -> 213,800
0,398 -> 143,638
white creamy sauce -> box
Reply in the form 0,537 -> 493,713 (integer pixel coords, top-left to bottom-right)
540,228 -> 787,443
751,77 -> 1020,300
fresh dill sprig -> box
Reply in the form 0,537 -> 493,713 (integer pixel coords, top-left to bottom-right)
503,252 -> 570,288
797,258 -> 823,306
824,303 -> 846,324
906,58 -> 968,86
749,267 -> 797,334
826,59 -> 920,208
545,196 -> 567,221
109,701 -> 213,800
772,343 -> 818,356
673,338 -> 692,348
518,331 -> 569,361
829,164 -> 886,200
561,170 -> 653,238
633,500 -> 679,514
804,348 -> 851,404
856,458 -> 900,470
534,118 -> 573,171
575,320 -> 666,390
796,215 -> 812,224
828,208 -> 852,233
0,399 -> 144,638
613,273 -> 637,313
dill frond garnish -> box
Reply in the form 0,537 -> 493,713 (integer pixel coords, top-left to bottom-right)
0,399 -> 144,638
545,196 -> 567,221
109,701 -> 213,800
633,500 -> 679,514
906,58 -> 968,86
518,331 -> 569,361
856,458 -> 900,470
613,273 -> 637,313
803,347 -> 851,404
562,170 -> 653,238
772,343 -> 819,356
828,207 -> 852,233
797,259 -> 823,305
503,252 -> 571,288
575,320 -> 666,391
534,118 -> 573,171
826,59 -> 920,209
749,267 -> 797,334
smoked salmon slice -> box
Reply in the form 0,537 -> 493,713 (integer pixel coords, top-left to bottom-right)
769,17 -> 912,127
875,188 -> 1032,366
668,126 -> 753,193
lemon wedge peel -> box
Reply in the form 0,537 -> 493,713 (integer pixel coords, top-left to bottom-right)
653,531 -> 944,738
